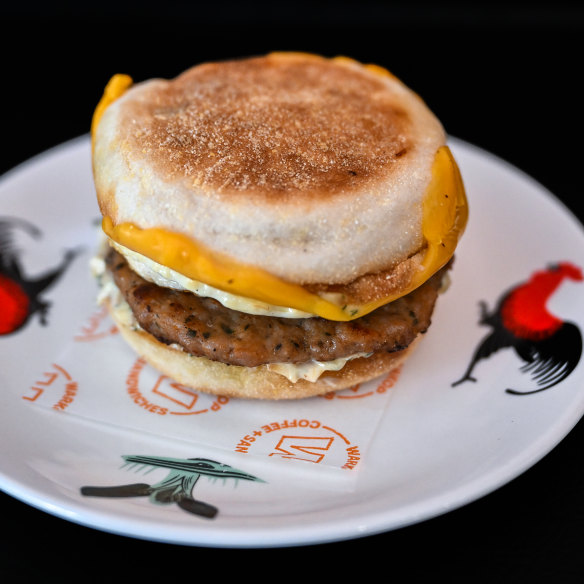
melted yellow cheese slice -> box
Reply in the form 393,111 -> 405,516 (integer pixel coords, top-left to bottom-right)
93,70 -> 468,322
91,73 -> 133,149
102,146 -> 467,322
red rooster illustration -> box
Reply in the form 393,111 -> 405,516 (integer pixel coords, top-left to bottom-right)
452,263 -> 583,395
0,217 -> 80,336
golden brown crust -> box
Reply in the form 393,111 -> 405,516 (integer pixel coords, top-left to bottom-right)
306,249 -> 425,304
106,296 -> 421,399
118,53 -> 413,202
93,52 -> 445,287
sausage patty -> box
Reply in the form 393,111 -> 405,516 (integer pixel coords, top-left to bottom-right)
106,248 -> 447,367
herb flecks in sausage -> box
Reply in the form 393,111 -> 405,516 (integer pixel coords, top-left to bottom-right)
106,248 -> 448,367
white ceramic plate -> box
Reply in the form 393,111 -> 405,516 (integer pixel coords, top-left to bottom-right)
1,136 -> 584,547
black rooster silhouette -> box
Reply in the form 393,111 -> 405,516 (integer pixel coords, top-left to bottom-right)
452,263 -> 583,395
0,217 -> 80,336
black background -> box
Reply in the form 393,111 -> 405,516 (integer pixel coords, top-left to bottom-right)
1,2 -> 584,581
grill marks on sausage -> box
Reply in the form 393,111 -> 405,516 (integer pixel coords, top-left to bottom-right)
106,249 -> 445,367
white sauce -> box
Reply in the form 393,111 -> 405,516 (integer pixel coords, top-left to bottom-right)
266,353 -> 372,383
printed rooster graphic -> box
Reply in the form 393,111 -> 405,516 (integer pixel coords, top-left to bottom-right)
452,263 -> 583,395
0,217 -> 79,336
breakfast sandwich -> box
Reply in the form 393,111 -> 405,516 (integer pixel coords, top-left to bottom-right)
90,52 -> 468,399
